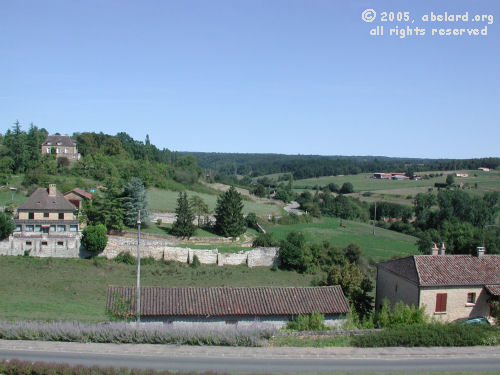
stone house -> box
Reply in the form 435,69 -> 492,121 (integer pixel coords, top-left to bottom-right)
107,286 -> 350,328
376,245 -> 500,322
6,184 -> 81,257
41,135 -> 81,160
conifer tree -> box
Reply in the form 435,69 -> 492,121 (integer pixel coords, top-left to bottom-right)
171,192 -> 196,238
214,186 -> 245,237
122,177 -> 149,227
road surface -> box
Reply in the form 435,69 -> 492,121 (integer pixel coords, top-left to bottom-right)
1,340 -> 500,373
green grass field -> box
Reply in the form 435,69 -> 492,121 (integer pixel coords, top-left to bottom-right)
292,170 -> 500,193
264,217 -> 418,261
147,188 -> 281,215
0,256 -> 316,322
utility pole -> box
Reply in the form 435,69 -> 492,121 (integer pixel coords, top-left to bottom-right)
136,210 -> 141,324
372,201 -> 377,236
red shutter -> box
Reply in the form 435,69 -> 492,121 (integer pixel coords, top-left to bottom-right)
435,293 -> 447,312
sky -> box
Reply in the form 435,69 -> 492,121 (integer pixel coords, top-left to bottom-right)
0,0 -> 499,159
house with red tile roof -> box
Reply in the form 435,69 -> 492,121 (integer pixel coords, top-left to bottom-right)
107,286 -> 350,328
64,188 -> 93,210
376,245 -> 500,321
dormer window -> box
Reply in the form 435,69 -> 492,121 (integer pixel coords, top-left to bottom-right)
47,142 -> 52,145
57,142 -> 62,145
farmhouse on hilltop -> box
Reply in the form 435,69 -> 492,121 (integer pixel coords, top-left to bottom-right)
107,286 -> 350,328
376,245 -> 500,322
41,134 -> 81,160
2,184 -> 81,257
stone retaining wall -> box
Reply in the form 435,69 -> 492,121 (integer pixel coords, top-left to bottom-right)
102,235 -> 279,267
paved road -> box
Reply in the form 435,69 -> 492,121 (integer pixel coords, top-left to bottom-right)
1,340 -> 500,373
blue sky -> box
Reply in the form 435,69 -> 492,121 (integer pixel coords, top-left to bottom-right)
1,0 -> 498,158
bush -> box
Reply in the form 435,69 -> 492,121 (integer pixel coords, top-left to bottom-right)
286,312 -> 327,331
81,224 -> 108,254
375,299 -> 428,328
352,323 -> 500,347
0,320 -> 276,347
0,211 -> 14,240
252,232 -> 278,247
279,231 -> 306,272
114,251 -> 136,265
246,212 -> 258,229
190,254 -> 201,268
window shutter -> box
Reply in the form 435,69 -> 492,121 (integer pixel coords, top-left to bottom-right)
435,293 -> 447,312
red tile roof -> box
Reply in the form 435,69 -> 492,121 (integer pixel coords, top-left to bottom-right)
486,285 -> 500,296
17,187 -> 76,211
377,255 -> 500,287
64,188 -> 93,200
107,286 -> 350,317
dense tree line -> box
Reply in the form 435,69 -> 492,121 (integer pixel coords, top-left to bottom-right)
0,122 -> 203,190
187,151 -> 500,180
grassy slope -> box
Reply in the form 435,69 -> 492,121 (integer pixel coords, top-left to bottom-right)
0,257 -> 316,322
292,171 -> 500,193
265,217 -> 418,261
148,188 -> 281,215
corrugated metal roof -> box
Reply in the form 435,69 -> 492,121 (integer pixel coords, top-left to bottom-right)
107,286 -> 350,317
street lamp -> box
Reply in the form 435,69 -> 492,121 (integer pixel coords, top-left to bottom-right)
136,210 -> 141,324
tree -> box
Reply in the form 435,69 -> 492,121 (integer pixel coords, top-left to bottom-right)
122,177 -> 149,227
446,174 -> 455,186
189,195 -> 210,227
324,262 -> 373,319
340,182 -> 354,194
171,192 -> 196,238
84,183 -> 124,232
344,243 -> 362,265
279,231 -> 307,272
214,186 -> 246,237
0,212 -> 14,240
252,184 -> 267,198
81,224 -> 108,254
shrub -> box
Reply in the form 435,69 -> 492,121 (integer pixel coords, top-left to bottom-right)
252,232 -> 278,247
190,254 -> 201,268
114,251 -> 136,265
81,224 -> 108,254
0,320 -> 276,347
246,212 -> 258,229
352,323 -> 500,347
279,231 -> 306,272
0,211 -> 14,241
375,299 -> 428,328
286,312 -> 327,331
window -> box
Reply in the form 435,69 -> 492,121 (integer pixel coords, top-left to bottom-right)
435,293 -> 447,313
25,225 -> 34,232
69,225 -> 78,232
25,241 -> 32,246
64,148 -> 68,154
56,148 -> 60,154
57,241 -> 64,246
50,225 -> 56,232
35,225 -> 42,232
43,212 -> 49,218
41,241 -> 48,246
467,293 -> 476,304
29,212 -> 34,220
15,225 -> 22,232
57,225 -> 66,232
46,147 -> 51,153
59,213 -> 64,220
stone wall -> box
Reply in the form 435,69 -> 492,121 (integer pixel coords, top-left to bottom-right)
102,235 -> 278,267
1,232 -> 279,268
0,232 -> 81,258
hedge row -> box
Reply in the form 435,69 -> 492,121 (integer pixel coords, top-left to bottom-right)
0,359 -> 224,375
352,323 -> 500,347
0,321 -> 275,347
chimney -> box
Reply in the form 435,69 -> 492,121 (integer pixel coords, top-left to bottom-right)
430,242 -> 439,256
48,184 -> 57,197
439,242 -> 446,256
477,247 -> 486,258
